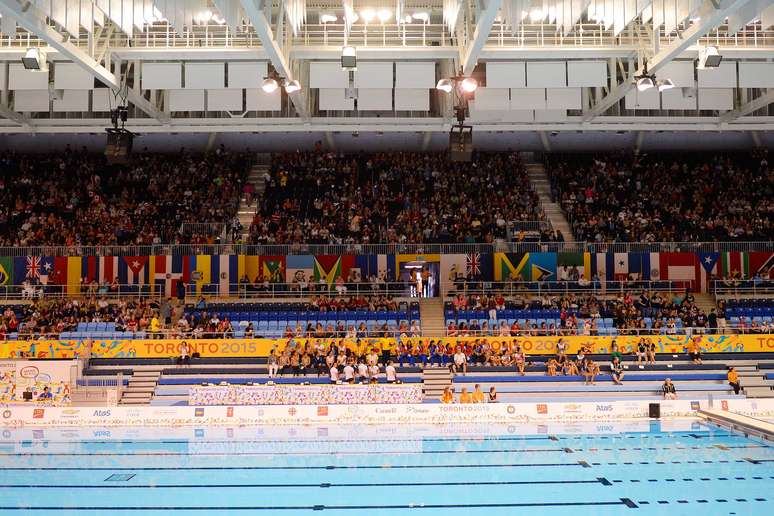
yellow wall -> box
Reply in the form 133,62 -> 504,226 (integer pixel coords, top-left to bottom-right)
1,334 -> 773,359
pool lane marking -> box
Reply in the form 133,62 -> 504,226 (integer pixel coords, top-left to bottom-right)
0,500 -> 635,511
0,462 -> 584,471
0,448 -> 569,458
4,436 -> 554,445
0,479 -> 609,489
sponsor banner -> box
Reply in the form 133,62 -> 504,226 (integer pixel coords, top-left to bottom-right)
0,359 -> 76,404
3,334 -> 774,360
189,384 -> 423,406
15,399 -> 774,428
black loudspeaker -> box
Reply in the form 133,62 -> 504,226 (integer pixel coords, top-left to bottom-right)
105,129 -> 134,164
649,403 -> 661,418
449,127 -> 473,162
22,391 -> 33,401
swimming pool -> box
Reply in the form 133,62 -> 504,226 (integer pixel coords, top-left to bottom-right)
0,420 -> 773,515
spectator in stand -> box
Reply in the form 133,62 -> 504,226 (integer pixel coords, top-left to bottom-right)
546,151 -> 772,242
0,147 -> 248,246
249,151 -> 550,244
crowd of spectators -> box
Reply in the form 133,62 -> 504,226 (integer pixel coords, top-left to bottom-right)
547,151 -> 773,242
248,151 -> 547,244
445,289 -> 723,336
0,146 -> 248,246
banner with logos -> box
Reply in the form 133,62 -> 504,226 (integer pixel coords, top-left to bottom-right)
0,334 -> 774,363
1,334 -> 773,359
4,399 -> 774,428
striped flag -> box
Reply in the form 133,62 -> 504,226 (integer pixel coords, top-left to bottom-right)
154,255 -> 191,297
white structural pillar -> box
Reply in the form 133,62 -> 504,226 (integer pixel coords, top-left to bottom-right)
240,0 -> 310,120
720,89 -> 774,123
460,0 -> 502,75
583,0 -> 755,122
0,0 -> 167,123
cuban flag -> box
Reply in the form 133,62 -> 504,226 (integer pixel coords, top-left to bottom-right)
154,255 -> 190,297
120,256 -> 150,285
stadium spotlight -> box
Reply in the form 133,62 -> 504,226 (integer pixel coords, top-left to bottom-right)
261,77 -> 279,93
412,11 -> 429,23
284,80 -> 302,94
22,48 -> 47,72
377,9 -> 392,23
435,78 -> 453,93
657,78 -> 675,92
529,9 -> 544,22
636,77 -> 654,91
320,14 -> 337,23
698,46 -> 722,69
360,9 -> 375,23
633,62 -> 655,92
461,77 -> 478,93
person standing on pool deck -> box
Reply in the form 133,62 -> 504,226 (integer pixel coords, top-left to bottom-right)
727,367 -> 741,395
471,384 -> 485,403
662,378 -> 677,399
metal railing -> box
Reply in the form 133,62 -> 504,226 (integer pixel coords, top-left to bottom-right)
712,280 -> 774,298
445,280 -> 693,297
443,326 -> 759,338
187,281 -> 434,299
0,241 -> 770,257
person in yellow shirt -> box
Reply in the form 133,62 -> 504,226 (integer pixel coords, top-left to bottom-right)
440,386 -> 454,404
727,367 -> 741,395
471,384 -> 485,403
458,388 -> 472,403
149,314 -> 161,338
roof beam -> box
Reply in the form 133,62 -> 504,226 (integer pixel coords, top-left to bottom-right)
0,0 -> 167,123
240,0 -> 309,121
0,103 -> 30,127
461,0 -> 502,75
583,0 -> 755,122
720,89 -> 774,123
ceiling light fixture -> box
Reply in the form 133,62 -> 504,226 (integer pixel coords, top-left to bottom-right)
261,78 -> 279,93
412,11 -> 429,23
320,14 -> 337,24
360,9 -> 375,23
377,9 -> 392,23
657,78 -> 675,92
435,78 -> 453,93
284,80 -> 302,94
460,77 -> 478,93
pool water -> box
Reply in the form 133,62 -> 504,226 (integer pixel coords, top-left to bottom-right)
1,420 -> 773,515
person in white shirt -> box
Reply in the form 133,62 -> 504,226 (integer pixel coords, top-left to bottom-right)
452,350 -> 467,376
329,365 -> 339,384
385,361 -> 397,383
368,363 -> 380,382
267,349 -> 279,378
357,361 -> 369,383
343,362 -> 355,383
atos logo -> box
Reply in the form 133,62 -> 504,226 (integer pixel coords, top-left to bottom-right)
596,404 -> 613,412
93,410 -> 111,417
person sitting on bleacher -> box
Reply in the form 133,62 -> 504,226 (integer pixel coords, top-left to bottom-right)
441,386 -> 454,404
177,341 -> 191,366
610,357 -> 625,385
662,378 -> 677,399
582,357 -> 599,385
451,348 -> 467,376
687,338 -> 703,364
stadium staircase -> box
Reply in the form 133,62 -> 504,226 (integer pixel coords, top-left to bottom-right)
237,161 -> 270,241
419,298 -> 445,336
119,368 -> 162,405
525,162 -> 575,243
421,366 -> 453,401
738,364 -> 774,398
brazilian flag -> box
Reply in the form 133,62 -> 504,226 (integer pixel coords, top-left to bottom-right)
0,257 -> 12,286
